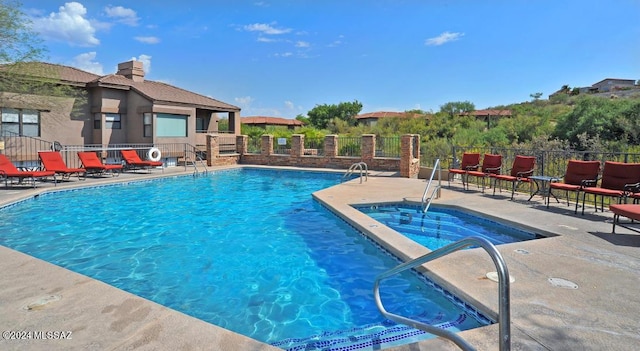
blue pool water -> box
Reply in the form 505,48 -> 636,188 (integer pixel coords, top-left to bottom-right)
356,204 -> 544,251
0,169 -> 489,350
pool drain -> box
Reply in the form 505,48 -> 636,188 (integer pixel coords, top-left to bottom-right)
548,277 -> 578,289
23,295 -> 62,311
485,272 -> 515,283
514,249 -> 529,254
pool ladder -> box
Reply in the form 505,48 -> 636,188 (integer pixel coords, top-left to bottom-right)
184,145 -> 209,176
373,236 -> 511,351
421,158 -> 442,212
342,162 -> 368,183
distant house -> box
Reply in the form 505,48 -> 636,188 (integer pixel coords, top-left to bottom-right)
0,60 -> 241,151
355,111 -> 418,126
241,116 -> 303,129
550,78 -> 638,98
463,109 -> 512,128
591,78 -> 637,92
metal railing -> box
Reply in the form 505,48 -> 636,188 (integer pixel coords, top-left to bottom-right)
183,144 -> 208,175
421,158 -> 441,212
342,162 -> 368,183
373,236 -> 511,351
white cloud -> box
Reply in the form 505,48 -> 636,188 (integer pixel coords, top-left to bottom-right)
71,52 -> 103,75
284,101 -> 294,110
425,31 -> 464,46
243,23 -> 291,35
135,36 -> 160,44
295,41 -> 310,48
104,6 -> 139,26
257,36 -> 277,43
131,54 -> 152,74
32,2 -> 99,46
235,96 -> 254,106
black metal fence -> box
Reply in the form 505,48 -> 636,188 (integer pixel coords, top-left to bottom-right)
445,146 -> 640,178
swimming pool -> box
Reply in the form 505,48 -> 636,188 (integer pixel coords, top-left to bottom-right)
356,203 -> 545,251
0,169 -> 490,350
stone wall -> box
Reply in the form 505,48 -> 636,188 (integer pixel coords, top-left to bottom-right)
207,133 -> 420,177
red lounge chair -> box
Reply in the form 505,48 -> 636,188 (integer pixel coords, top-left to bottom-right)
448,152 -> 480,190
38,151 -> 86,180
465,154 -> 502,193
609,204 -> 640,233
120,149 -> 163,172
492,155 -> 536,200
548,160 -> 601,213
580,161 -> 640,215
0,154 -> 56,188
77,151 -> 122,177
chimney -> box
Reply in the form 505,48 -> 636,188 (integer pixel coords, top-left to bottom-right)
116,60 -> 144,82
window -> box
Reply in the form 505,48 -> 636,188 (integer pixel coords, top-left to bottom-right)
156,113 -> 187,137
143,113 -> 152,137
1,108 -> 40,137
94,114 -> 101,129
105,113 -> 121,129
196,116 -> 208,133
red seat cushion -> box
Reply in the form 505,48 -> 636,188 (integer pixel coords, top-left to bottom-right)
610,204 -> 640,221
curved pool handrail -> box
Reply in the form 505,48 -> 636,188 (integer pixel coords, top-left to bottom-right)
373,236 -> 511,351
342,162 -> 368,183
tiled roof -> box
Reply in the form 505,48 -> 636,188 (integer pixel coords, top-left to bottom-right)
355,111 -> 408,119
0,62 -> 100,85
466,109 -> 512,117
0,61 -> 239,111
91,75 -> 239,110
242,116 -> 304,126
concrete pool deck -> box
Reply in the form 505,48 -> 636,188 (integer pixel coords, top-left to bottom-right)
1,166 -> 639,350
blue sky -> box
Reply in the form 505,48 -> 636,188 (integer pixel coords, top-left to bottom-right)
20,0 -> 640,118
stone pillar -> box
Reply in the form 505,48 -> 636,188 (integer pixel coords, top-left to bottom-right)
261,135 -> 273,156
361,134 -> 375,162
401,134 -> 420,178
291,134 -> 304,157
236,135 -> 248,154
207,134 -> 220,166
324,135 -> 338,157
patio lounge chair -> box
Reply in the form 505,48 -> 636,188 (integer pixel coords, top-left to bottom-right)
0,154 -> 56,188
492,155 -> 536,200
548,160 -> 601,213
77,151 -> 122,177
448,152 -> 480,190
38,151 -> 86,180
120,149 -> 163,172
580,161 -> 640,215
609,204 -> 640,233
465,153 -> 502,193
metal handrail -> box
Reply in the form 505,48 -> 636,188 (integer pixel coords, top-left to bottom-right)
342,162 -> 368,183
183,144 -> 208,176
373,236 -> 511,351
421,158 -> 442,212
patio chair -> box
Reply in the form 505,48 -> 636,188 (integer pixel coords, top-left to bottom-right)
465,153 -> 502,193
38,151 -> 86,180
548,160 -> 601,213
77,151 -> 123,177
580,161 -> 640,215
609,204 -> 640,233
0,154 -> 56,188
120,149 -> 163,172
448,152 -> 480,190
492,155 -> 536,200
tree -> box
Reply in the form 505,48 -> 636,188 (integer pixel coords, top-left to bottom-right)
307,100 -> 362,129
0,0 -> 44,64
439,101 -> 475,118
0,1 -> 89,123
529,92 -> 543,101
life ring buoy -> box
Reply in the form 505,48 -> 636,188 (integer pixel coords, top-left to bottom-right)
147,147 -> 162,162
